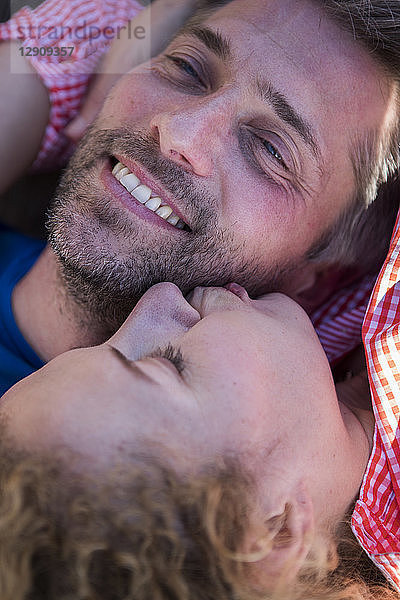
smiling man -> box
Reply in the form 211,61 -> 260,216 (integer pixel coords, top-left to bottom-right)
0,0 -> 399,391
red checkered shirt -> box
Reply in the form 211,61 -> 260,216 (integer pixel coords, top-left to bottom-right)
0,0 -> 143,170
350,208 -> 400,591
4,4 -> 399,587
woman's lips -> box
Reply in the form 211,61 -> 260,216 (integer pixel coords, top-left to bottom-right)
224,282 -> 250,301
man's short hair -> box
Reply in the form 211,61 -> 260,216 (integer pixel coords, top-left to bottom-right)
296,0 -> 400,269
324,1 -> 400,200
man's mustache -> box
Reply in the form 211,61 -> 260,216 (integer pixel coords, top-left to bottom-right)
71,127 -> 215,231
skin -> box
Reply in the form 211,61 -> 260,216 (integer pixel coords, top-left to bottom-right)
12,0 -> 397,362
2,283 -> 374,579
0,41 -> 50,195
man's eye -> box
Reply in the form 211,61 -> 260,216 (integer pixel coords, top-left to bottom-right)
165,55 -> 203,86
150,344 -> 186,374
262,139 -> 287,169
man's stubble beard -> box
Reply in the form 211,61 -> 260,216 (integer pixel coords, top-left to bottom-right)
47,128 -> 291,338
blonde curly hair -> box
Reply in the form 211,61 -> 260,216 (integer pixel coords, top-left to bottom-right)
0,443 -> 395,600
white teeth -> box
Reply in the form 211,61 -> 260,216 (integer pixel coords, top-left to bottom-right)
166,214 -> 180,226
112,161 -> 188,230
145,197 -> 162,211
132,184 -> 152,204
116,167 -> 129,181
156,206 -> 173,219
112,162 -> 124,176
120,173 -> 140,192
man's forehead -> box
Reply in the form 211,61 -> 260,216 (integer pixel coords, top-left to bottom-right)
208,0 -> 305,29
203,0 -> 325,47
201,0 -> 384,80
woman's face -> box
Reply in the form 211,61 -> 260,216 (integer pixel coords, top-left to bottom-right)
1,283 -> 372,531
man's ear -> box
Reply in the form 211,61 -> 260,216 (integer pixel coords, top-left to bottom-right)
244,484 -> 317,591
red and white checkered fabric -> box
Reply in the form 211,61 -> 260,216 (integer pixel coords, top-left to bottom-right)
350,208 -> 400,591
0,0 -> 143,171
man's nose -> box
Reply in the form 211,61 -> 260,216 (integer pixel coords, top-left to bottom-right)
150,93 -> 233,177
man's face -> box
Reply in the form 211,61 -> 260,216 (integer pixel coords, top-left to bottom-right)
48,0 -> 394,331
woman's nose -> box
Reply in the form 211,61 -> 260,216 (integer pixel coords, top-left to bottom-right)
108,283 -> 200,361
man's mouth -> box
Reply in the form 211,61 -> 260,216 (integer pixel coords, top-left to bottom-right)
111,159 -> 190,231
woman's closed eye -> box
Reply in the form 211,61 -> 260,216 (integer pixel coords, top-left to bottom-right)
149,344 -> 186,374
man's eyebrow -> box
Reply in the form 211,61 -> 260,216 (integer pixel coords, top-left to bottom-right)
175,24 -> 231,61
256,79 -> 321,157
109,346 -> 154,384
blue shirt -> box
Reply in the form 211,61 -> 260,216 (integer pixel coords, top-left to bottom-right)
0,225 -> 45,395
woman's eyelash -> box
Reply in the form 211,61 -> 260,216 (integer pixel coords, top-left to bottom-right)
151,344 -> 186,374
